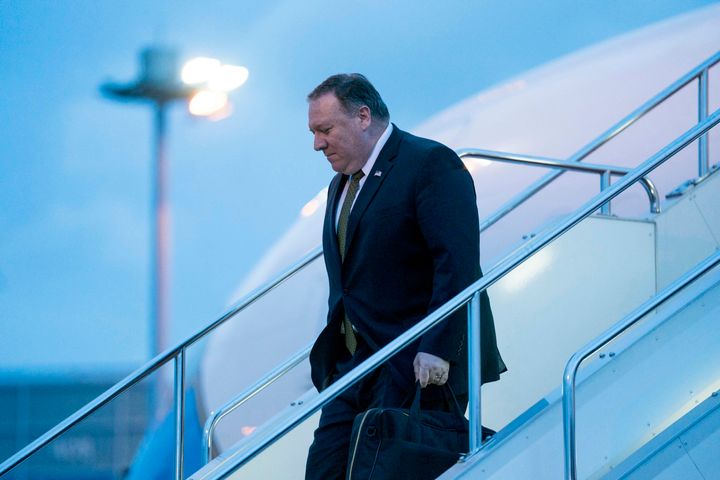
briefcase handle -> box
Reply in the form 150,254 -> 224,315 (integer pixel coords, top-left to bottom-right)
408,383 -> 495,444
409,382 -> 466,419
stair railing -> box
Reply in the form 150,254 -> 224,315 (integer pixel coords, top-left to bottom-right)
191,51 -> 717,474
457,149 -> 660,215
0,247 -> 322,480
198,149 -> 664,465
202,343 -> 312,463
477,51 -> 718,234
195,52 -> 720,455
188,103 -> 720,480
2,50 -> 716,480
562,249 -> 720,480
0,145 -> 662,477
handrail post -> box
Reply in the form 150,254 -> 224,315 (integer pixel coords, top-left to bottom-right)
599,171 -> 612,215
562,359 -> 579,480
639,177 -> 661,214
203,417 -> 214,465
175,349 -> 186,480
698,69 -> 709,177
201,344 -> 312,465
467,291 -> 483,454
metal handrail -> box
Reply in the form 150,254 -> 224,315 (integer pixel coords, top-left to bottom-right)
562,249 -> 720,480
477,50 -> 719,233
0,246 -> 323,479
202,344 -> 313,463
191,56 -> 716,474
197,147 -> 664,464
198,149 -> 664,465
458,149 -> 661,215
4,51 -> 717,480
188,107 -> 720,480
0,145 -> 658,476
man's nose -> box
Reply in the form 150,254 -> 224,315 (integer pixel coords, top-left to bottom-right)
314,135 -> 326,152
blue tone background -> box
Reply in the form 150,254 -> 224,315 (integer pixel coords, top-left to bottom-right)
1,0 -> 716,373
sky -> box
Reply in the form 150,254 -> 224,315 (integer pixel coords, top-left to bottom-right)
1,0 -> 717,376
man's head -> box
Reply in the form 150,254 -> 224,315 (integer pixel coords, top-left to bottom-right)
307,74 -> 390,175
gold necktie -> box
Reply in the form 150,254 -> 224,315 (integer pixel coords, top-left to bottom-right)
337,171 -> 364,354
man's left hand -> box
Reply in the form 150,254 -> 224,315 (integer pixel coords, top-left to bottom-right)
413,352 -> 450,388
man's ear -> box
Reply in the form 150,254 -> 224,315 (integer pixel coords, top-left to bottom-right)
357,105 -> 372,130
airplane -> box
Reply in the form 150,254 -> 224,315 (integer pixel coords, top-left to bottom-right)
15,4 -> 718,479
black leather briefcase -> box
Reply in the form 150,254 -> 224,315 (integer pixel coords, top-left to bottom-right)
346,384 -> 492,480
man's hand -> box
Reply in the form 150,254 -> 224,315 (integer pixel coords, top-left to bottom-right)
413,352 -> 450,388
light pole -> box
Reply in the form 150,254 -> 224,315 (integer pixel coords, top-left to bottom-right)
101,45 -> 248,417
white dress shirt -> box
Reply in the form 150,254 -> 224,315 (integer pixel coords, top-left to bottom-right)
335,123 -> 393,229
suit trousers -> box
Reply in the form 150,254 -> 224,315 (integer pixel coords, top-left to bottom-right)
304,334 -> 468,480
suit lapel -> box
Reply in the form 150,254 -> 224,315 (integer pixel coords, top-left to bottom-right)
344,127 -> 402,255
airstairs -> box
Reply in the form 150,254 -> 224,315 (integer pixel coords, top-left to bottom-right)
1,50 -> 719,480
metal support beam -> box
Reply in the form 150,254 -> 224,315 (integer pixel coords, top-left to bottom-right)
698,69 -> 709,177
467,292 -> 483,454
174,349 -> 186,480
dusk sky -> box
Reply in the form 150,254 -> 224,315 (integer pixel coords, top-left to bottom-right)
1,0 -> 716,375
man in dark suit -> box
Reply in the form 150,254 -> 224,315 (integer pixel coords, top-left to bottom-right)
305,74 -> 505,479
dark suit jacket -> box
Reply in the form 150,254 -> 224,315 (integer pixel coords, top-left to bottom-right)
310,126 -> 506,397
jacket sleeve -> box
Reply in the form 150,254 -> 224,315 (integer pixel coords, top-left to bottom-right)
414,146 -> 480,363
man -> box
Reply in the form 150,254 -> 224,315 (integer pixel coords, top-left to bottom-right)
305,73 -> 505,479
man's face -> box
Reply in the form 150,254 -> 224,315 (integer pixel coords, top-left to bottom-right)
308,93 -> 372,175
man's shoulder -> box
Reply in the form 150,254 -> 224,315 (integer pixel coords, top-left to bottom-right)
395,127 -> 454,156
393,127 -> 462,174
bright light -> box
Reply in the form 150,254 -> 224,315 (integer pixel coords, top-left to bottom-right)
182,57 -> 248,92
188,90 -> 229,117
181,57 -> 221,85
183,57 -> 248,120
208,65 -> 249,92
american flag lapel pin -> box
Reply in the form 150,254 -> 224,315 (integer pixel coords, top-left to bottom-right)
374,170 -> 382,177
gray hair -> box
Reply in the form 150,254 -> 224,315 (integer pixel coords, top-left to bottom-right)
308,73 -> 390,122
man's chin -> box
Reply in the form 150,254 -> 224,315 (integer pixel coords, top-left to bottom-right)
328,160 -> 347,174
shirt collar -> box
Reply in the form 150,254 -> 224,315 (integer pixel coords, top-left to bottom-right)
361,123 -> 393,178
